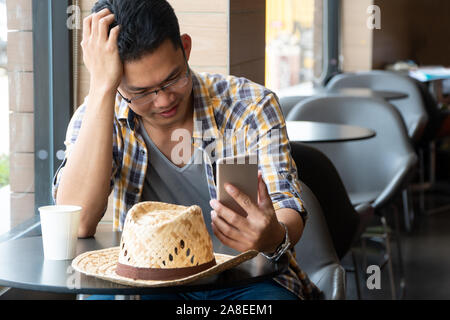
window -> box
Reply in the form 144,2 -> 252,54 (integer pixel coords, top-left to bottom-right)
0,0 -> 72,241
0,0 -> 9,236
265,0 -> 339,92
266,0 -> 323,91
0,0 -> 37,239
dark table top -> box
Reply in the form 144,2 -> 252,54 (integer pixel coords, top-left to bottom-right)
277,86 -> 408,107
0,228 -> 288,295
286,121 -> 376,143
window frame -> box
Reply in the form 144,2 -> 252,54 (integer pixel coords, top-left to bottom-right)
317,0 -> 340,85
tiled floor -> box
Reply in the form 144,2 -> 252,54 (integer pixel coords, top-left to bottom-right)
343,187 -> 450,300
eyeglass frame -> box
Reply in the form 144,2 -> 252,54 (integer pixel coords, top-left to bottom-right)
117,53 -> 191,106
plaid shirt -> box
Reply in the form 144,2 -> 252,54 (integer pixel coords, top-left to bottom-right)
52,70 -> 321,300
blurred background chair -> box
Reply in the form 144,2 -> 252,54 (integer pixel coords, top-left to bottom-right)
290,141 -> 373,299
326,71 -> 429,143
279,95 -> 306,117
287,95 -> 418,299
294,180 -> 346,300
326,71 -> 430,230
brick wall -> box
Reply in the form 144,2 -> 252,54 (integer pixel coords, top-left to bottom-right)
6,0 -> 35,228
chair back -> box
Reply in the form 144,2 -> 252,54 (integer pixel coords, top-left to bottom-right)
279,96 -> 306,117
294,181 -> 345,300
326,71 -> 428,142
287,95 -> 418,209
290,142 -> 361,260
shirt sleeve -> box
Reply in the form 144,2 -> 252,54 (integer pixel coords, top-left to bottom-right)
247,91 -> 308,223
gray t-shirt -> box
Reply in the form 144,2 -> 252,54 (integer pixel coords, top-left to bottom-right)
138,119 -> 213,232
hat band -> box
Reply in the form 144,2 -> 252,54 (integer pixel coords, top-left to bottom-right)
115,258 -> 217,281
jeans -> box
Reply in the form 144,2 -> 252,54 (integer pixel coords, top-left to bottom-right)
85,279 -> 299,300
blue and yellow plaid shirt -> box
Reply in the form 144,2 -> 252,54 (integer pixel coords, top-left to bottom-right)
53,70 -> 321,300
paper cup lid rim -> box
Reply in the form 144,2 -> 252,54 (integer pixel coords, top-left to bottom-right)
39,205 -> 82,212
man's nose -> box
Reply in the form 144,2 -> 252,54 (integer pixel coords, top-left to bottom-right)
153,89 -> 176,107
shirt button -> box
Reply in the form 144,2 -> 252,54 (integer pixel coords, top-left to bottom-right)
140,150 -> 145,155
287,175 -> 293,181
134,188 -> 139,193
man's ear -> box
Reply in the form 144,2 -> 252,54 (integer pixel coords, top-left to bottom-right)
180,33 -> 192,61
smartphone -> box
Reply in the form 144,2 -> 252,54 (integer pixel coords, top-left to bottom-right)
216,154 -> 258,217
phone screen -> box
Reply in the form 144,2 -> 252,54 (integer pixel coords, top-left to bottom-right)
216,155 -> 258,217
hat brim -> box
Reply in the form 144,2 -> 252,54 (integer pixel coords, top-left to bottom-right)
72,247 -> 259,287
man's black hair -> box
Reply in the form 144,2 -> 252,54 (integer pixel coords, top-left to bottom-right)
91,0 -> 182,62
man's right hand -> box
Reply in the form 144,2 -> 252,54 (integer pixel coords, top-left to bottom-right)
81,8 -> 122,93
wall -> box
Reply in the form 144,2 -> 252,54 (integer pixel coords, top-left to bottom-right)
409,1 -> 450,67
372,0 -> 450,69
372,0 -> 413,69
340,0 -> 373,72
229,0 -> 265,85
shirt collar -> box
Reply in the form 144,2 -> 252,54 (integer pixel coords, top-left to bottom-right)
116,94 -> 137,130
191,70 -> 221,143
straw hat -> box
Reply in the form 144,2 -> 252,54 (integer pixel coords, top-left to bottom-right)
72,201 -> 258,287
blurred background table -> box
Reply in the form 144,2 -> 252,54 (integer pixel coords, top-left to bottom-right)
286,121 -> 376,143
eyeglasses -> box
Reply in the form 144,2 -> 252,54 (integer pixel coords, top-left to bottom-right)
118,61 -> 191,107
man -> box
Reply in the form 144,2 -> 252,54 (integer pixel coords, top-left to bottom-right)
53,0 -> 320,300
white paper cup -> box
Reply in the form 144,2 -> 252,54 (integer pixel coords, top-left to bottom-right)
39,205 -> 82,260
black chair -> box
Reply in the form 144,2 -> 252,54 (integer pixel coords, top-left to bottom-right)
290,142 -> 373,298
290,142 -> 373,259
294,180 -> 346,300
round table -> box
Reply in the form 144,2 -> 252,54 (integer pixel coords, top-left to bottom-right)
0,230 -> 288,295
286,121 -> 376,143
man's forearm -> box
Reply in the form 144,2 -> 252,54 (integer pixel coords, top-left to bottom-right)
275,208 -> 304,248
56,86 -> 116,237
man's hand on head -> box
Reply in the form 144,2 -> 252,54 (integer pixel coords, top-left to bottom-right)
81,8 -> 123,93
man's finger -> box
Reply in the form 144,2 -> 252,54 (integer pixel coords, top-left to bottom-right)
209,199 -> 248,231
211,220 -> 247,252
98,14 -> 116,41
224,183 -> 259,216
82,14 -> 93,42
108,24 -> 121,45
211,210 -> 243,243
91,8 -> 111,40
257,171 -> 271,207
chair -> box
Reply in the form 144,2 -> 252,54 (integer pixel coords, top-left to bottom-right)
287,95 -> 418,299
290,142 -> 374,299
290,141 -> 373,259
278,95 -> 306,117
294,181 -> 346,300
327,71 -> 430,230
326,70 -> 429,143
